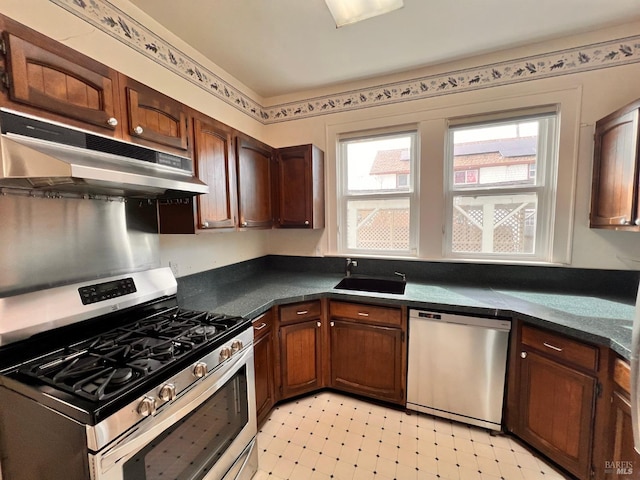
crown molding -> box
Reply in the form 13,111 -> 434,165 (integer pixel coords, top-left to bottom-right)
50,0 -> 640,124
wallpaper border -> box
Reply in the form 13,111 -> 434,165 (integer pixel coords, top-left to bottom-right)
50,0 -> 640,125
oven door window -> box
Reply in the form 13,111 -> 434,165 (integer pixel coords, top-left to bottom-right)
123,367 -> 248,480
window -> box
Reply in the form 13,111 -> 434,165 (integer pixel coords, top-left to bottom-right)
454,169 -> 479,185
444,111 -> 558,260
338,131 -> 417,255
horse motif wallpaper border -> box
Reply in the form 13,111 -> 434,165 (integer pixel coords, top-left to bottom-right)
50,0 -> 640,124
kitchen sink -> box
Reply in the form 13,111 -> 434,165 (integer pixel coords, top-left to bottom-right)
334,275 -> 406,294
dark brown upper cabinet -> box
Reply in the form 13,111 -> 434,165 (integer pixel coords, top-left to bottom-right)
193,116 -> 237,230
119,75 -> 190,156
275,145 -> 325,229
590,99 -> 640,230
236,135 -> 275,229
0,16 -> 121,135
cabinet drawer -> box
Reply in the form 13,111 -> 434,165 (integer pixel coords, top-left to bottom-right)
329,301 -> 402,327
279,301 -> 321,323
252,310 -> 274,341
614,357 -> 631,395
521,325 -> 598,372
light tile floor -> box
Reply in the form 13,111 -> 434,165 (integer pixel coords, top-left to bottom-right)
254,391 -> 571,480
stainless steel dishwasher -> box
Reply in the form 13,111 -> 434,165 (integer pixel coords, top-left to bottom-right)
407,309 -> 511,430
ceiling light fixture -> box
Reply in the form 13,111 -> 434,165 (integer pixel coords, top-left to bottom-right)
324,0 -> 404,28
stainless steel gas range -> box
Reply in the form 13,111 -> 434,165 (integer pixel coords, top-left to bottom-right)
0,267 -> 258,480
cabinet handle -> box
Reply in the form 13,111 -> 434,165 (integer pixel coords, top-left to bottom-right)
317,321 -> 321,327
253,322 -> 267,331
543,342 -> 563,352
520,351 -> 527,359
296,310 -> 308,315
330,321 -> 335,327
357,312 -> 369,317
134,125 -> 144,135
107,117 -> 118,127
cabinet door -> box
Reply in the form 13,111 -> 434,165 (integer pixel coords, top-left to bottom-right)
276,145 -> 324,228
330,319 -> 404,404
194,118 -> 237,229
2,30 -> 120,133
591,107 -> 640,228
120,76 -> 189,154
236,136 -> 274,229
518,350 -> 596,479
279,320 -> 323,399
609,390 -> 639,479
253,312 -> 275,426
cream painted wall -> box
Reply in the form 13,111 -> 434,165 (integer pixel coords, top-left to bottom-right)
263,23 -> 640,271
2,1 -> 640,272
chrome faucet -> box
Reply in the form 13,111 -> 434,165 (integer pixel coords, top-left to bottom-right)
345,258 -> 357,277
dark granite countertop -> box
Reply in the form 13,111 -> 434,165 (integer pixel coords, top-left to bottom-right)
179,268 -> 636,361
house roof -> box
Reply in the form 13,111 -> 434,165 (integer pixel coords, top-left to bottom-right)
369,137 -> 537,175
369,149 -> 410,175
454,136 -> 537,157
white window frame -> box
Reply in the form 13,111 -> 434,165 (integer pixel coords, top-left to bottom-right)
443,110 -> 559,262
337,129 -> 419,257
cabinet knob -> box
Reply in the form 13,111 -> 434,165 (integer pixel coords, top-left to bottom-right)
241,221 -> 248,227
330,321 -> 335,327
621,218 -> 631,225
304,220 -> 310,225
635,219 -> 640,226
134,125 -> 144,135
317,321 -> 321,328
107,117 -> 118,127
202,221 -> 210,228
520,351 -> 527,359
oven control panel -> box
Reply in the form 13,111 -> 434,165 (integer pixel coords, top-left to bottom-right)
78,278 -> 137,305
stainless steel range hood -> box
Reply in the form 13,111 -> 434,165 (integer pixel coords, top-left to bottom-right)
0,109 -> 208,198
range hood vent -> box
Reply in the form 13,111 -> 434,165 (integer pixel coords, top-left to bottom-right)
0,109 -> 208,198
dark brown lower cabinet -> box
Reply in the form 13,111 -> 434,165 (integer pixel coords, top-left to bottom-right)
508,323 -> 615,480
606,358 -> 640,480
278,319 -> 323,399
517,349 -> 596,479
253,310 -> 275,426
330,319 -> 404,404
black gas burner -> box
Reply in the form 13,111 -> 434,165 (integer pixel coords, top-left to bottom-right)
15,307 -> 245,403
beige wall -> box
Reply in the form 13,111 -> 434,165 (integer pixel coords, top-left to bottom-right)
2,0 -> 640,273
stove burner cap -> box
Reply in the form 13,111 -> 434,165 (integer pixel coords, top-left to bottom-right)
152,342 -> 174,359
193,325 -> 217,336
111,367 -> 133,385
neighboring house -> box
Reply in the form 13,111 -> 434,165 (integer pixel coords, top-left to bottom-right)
368,148 -> 411,189
452,136 -> 537,186
357,137 -> 537,252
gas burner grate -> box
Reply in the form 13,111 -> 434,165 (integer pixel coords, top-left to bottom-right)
16,307 -> 245,403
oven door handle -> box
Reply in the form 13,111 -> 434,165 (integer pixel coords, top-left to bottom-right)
94,346 -> 254,476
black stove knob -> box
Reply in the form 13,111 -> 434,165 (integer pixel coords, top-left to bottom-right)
158,384 -> 176,402
193,362 -> 208,378
137,396 -> 157,417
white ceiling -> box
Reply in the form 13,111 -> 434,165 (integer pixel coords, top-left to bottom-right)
128,0 -> 640,98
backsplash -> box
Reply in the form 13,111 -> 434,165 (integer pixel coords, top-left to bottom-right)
177,255 -> 640,303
